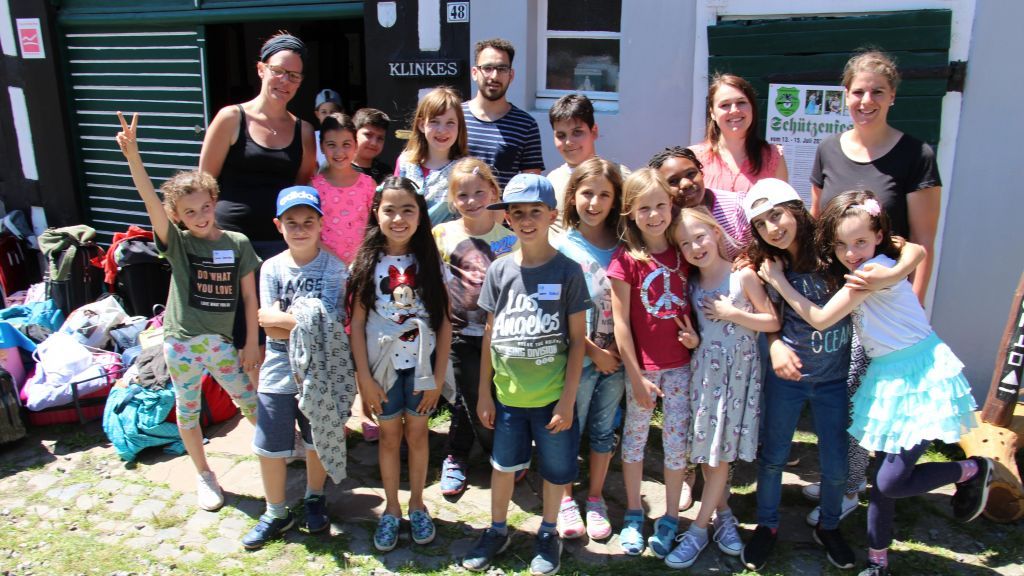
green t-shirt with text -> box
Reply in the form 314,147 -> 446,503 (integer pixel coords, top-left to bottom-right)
156,225 -> 259,341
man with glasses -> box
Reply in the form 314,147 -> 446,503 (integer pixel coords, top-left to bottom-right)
462,38 -> 545,189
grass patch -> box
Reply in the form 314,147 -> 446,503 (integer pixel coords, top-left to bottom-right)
429,404 -> 452,428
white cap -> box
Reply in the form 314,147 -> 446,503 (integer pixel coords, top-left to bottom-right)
743,178 -> 802,221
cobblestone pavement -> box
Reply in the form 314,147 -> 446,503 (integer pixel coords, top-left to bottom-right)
0,414 -> 1021,575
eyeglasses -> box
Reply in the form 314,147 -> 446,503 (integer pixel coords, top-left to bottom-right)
476,64 -> 511,76
264,63 -> 304,83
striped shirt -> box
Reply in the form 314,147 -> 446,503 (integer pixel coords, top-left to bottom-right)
706,188 -> 751,259
462,101 -> 545,189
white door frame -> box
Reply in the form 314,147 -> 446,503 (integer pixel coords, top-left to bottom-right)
693,0 -> 976,312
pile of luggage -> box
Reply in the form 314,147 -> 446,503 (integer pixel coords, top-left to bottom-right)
0,225 -> 237,461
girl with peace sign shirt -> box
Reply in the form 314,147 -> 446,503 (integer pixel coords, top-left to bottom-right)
607,168 -> 700,558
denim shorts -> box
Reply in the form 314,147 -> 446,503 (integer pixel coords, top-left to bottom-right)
378,367 -> 432,420
490,399 -> 579,485
252,392 -> 314,458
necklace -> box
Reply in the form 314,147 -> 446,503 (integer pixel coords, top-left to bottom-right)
649,248 -> 680,273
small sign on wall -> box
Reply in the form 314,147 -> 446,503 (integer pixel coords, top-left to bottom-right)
16,18 -> 44,59
447,2 -> 469,23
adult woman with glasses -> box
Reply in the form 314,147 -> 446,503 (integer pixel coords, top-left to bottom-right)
198,32 -> 317,385
199,31 -> 317,258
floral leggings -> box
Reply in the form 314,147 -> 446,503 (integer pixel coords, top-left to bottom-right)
622,365 -> 691,470
164,334 -> 257,429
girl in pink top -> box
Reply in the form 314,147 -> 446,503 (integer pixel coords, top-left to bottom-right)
607,168 -> 700,558
311,113 -> 376,265
690,74 -> 787,194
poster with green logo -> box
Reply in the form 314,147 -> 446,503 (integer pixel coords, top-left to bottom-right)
766,84 -> 853,204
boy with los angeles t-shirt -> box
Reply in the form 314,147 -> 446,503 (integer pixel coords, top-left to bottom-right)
462,174 -> 589,576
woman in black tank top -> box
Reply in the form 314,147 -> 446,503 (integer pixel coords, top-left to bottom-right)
199,32 -> 316,251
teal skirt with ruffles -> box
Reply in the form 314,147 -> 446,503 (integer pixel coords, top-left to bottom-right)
849,332 -> 976,454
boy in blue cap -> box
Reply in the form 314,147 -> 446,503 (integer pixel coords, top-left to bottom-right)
242,186 -> 349,549
462,174 -> 590,575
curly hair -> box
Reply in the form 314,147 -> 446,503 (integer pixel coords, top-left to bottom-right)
160,170 -> 219,216
647,146 -> 703,171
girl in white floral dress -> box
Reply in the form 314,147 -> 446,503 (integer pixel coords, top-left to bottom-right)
664,207 -> 779,569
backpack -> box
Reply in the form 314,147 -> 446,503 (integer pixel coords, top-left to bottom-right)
39,226 -> 106,317
113,238 -> 171,317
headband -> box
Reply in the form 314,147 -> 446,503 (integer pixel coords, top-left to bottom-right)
260,35 -> 307,63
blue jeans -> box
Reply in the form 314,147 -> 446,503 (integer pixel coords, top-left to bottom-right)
756,374 -> 848,530
576,364 -> 625,454
491,399 -> 579,485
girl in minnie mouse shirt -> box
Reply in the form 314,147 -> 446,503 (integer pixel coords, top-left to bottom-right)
347,176 -> 452,552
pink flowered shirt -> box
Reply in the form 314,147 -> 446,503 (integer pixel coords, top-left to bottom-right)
311,172 -> 376,265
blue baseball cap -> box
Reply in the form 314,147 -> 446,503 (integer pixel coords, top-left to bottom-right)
276,186 -> 323,217
487,173 -> 557,210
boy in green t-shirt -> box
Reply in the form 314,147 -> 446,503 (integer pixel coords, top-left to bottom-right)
462,174 -> 590,576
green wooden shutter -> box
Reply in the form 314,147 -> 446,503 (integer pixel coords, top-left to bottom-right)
63,27 -> 207,242
708,10 -> 952,146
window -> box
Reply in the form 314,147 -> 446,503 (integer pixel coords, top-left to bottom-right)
537,0 -> 621,110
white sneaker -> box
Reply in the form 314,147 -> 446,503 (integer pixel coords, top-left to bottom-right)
802,479 -> 867,502
196,471 -> 224,511
805,492 -> 859,526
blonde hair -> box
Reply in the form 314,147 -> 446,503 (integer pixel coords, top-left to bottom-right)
678,207 -> 734,262
403,86 -> 467,165
842,49 -> 900,92
618,167 -> 676,262
563,157 -> 623,231
447,157 -> 500,212
161,170 -> 219,216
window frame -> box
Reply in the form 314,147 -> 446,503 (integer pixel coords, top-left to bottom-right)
535,0 -> 622,111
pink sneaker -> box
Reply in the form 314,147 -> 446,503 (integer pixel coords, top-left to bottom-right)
585,497 -> 612,540
558,497 -> 585,539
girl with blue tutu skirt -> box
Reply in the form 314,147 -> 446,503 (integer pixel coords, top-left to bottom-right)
760,189 -> 993,576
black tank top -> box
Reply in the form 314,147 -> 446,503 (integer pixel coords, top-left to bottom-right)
215,104 -> 303,242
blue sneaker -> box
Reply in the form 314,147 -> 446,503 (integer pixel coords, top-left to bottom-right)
665,527 -> 709,568
409,509 -> 436,545
304,495 -> 329,534
619,513 -> 645,556
373,513 -> 401,552
462,527 -> 511,572
648,516 -> 678,559
530,530 -> 562,575
440,455 -> 468,497
242,511 -> 295,550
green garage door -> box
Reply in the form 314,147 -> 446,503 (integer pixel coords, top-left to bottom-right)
62,28 -> 207,242
708,10 -> 954,147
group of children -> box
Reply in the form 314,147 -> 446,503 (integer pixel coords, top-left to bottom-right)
113,80 -> 991,576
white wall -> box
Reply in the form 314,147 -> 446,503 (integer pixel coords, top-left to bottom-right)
469,0 -> 697,172
472,0 -> 1017,402
931,0 -> 1024,400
